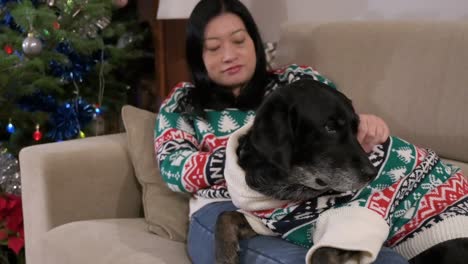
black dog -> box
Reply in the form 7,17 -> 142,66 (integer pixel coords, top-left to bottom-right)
215,79 -> 468,264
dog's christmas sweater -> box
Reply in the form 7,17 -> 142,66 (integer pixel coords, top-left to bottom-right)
154,64 -> 335,215
225,122 -> 468,264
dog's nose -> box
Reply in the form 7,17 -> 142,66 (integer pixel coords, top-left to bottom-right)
315,178 -> 328,187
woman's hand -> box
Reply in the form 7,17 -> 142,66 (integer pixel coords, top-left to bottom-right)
357,114 -> 390,153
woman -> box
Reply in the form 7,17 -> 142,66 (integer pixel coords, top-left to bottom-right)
154,0 -> 406,263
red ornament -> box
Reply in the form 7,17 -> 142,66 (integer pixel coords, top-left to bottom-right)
33,130 -> 42,141
4,45 -> 13,55
33,124 -> 43,141
53,21 -> 60,30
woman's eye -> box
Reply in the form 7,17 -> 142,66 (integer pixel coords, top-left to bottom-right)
205,46 -> 220,52
234,38 -> 245,45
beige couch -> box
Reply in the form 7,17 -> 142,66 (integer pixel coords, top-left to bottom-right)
19,21 -> 468,264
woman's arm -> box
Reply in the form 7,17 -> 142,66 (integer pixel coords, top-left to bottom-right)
154,83 -> 226,194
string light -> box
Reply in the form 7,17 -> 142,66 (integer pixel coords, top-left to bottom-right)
6,119 -> 15,134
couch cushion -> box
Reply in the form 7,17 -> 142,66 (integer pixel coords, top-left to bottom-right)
121,105 -> 189,242
277,21 -> 468,164
44,218 -> 191,264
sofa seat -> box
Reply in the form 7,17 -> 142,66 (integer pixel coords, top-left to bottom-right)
43,218 -> 191,264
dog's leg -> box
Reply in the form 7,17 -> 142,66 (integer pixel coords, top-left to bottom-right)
310,247 -> 361,264
410,238 -> 468,264
215,211 -> 257,264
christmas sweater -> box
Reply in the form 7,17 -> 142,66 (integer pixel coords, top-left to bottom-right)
154,64 -> 336,215
225,122 -> 468,264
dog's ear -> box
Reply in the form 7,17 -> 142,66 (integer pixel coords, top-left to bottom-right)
250,93 -> 295,172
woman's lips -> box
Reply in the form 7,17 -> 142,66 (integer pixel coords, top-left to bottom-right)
224,65 -> 242,75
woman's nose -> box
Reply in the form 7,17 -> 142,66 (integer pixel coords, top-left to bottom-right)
222,44 -> 237,63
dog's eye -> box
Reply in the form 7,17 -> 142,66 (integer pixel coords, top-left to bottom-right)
325,119 -> 345,134
325,121 -> 338,134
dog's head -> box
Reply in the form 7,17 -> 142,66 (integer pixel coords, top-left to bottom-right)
245,79 -> 377,196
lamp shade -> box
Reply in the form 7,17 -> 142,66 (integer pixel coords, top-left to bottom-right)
157,0 -> 200,19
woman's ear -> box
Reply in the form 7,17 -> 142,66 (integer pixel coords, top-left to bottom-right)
250,93 -> 294,172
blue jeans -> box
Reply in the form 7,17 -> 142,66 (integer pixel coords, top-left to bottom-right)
187,201 -> 409,264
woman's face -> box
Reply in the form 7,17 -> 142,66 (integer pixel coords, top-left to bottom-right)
202,13 -> 257,96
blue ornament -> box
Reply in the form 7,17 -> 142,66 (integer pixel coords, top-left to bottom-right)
6,122 -> 15,134
76,99 -> 94,127
13,50 -> 24,61
47,103 -> 80,141
95,107 -> 101,115
47,99 -> 95,141
50,42 -> 94,83
2,10 -> 24,33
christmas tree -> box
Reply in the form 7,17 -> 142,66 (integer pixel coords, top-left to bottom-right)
0,0 -> 152,156
0,2 -> 152,260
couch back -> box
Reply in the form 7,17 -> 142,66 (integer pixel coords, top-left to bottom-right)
276,21 -> 468,172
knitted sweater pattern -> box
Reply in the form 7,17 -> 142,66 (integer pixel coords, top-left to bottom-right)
154,64 -> 335,214
224,122 -> 468,263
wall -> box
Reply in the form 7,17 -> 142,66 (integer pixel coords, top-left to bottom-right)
242,0 -> 468,42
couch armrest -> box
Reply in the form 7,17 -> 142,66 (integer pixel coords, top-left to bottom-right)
19,133 -> 142,264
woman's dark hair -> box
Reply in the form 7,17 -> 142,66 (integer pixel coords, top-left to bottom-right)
185,0 -> 269,116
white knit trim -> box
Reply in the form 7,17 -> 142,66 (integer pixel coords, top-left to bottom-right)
393,215 -> 468,260
240,209 -> 278,236
306,207 -> 389,264
224,121 -> 288,211
189,196 -> 231,216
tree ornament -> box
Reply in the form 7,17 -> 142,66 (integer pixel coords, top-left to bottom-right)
22,33 -> 42,56
117,33 -> 134,49
47,0 -> 55,7
79,130 -> 86,138
94,104 -> 101,115
112,0 -> 128,8
6,119 -> 15,134
0,145 -> 21,195
53,21 -> 60,30
33,124 -> 43,141
3,44 -> 13,55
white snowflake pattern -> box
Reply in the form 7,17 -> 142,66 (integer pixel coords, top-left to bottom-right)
421,174 -> 443,190
403,207 -> 416,220
167,183 -> 181,192
218,113 -> 240,133
262,219 -> 278,231
413,192 -> 422,200
368,184 -> 389,193
160,167 -> 181,180
196,120 -> 214,133
294,211 -> 315,220
176,117 -> 195,134
393,147 -> 414,164
444,164 -> 452,174
169,150 -> 192,166
158,114 -> 171,131
244,113 -> 255,125
386,167 -> 407,182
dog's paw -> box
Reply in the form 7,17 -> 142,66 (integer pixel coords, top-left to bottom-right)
309,247 -> 360,264
215,241 -> 240,264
